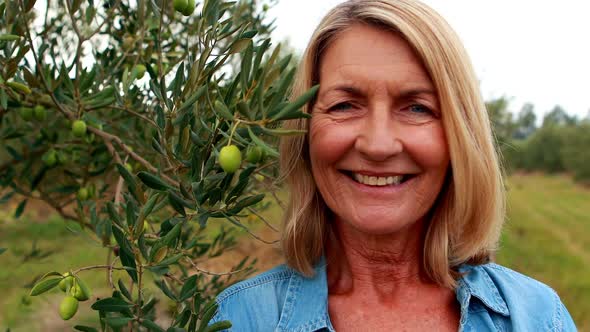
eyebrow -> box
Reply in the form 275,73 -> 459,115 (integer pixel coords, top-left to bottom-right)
320,84 -> 437,100
395,88 -> 437,100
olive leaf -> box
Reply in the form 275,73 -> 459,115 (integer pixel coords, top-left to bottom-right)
91,297 -> 133,312
29,277 -> 62,296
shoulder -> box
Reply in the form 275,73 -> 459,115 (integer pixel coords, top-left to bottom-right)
477,263 -> 558,299
210,264 -> 295,331
216,264 -> 293,303
461,263 -> 576,331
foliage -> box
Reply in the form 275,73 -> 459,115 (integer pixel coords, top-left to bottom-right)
486,97 -> 590,183
517,125 -> 567,173
0,0 -> 316,330
560,123 -> 590,183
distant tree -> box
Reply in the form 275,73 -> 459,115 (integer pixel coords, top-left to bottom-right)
486,97 -> 515,142
513,103 -> 536,139
520,125 -> 566,173
486,97 -> 520,172
561,123 -> 590,182
543,105 -> 577,127
487,100 -> 589,183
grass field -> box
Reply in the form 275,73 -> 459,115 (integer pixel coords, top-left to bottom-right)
497,174 -> 590,330
0,212 -> 130,330
0,174 -> 588,331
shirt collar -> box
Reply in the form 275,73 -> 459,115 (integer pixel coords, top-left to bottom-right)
276,255 -> 334,332
457,264 -> 510,316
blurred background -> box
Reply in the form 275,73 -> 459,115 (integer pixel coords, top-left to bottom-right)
1,0 -> 589,331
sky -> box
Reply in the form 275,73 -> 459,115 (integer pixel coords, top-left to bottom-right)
268,0 -> 590,120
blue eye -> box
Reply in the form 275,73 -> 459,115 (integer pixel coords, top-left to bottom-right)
409,104 -> 431,114
330,102 -> 353,112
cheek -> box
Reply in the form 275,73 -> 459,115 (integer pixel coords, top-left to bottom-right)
407,124 -> 449,172
309,118 -> 355,166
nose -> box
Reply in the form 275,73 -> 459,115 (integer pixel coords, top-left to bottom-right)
354,106 -> 403,161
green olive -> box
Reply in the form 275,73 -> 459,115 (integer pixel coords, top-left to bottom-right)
71,278 -> 91,301
173,0 -> 188,13
58,273 -> 74,292
20,107 -> 33,121
77,187 -> 89,201
246,146 -> 263,164
59,296 -> 79,320
43,149 -> 58,167
71,120 -> 87,137
134,64 -> 146,79
181,0 -> 195,15
33,105 -> 47,121
218,145 -> 242,173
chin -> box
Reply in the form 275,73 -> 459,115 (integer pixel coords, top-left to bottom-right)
335,210 -> 421,236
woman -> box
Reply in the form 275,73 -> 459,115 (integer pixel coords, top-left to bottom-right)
211,0 -> 577,331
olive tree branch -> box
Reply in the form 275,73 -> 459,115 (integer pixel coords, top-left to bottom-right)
108,256 -> 119,290
18,0 -> 76,121
225,215 -> 279,244
132,0 -> 147,68
136,252 -> 144,321
0,148 -> 46,173
109,105 -> 158,128
183,257 -> 249,276
246,207 -> 279,232
88,126 -> 180,187
72,264 -> 129,273
156,0 -> 167,101
41,193 -> 80,223
63,0 -> 84,119
85,0 -> 121,40
163,272 -> 183,285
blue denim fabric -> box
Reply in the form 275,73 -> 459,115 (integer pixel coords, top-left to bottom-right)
211,258 -> 577,331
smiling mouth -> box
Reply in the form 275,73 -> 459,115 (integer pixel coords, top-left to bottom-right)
341,171 -> 415,187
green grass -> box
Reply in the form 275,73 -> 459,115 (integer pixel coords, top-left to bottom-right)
497,174 -> 590,331
0,212 -> 119,331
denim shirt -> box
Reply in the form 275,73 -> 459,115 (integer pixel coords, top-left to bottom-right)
211,258 -> 577,331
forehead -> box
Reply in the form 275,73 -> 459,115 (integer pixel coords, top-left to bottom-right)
317,24 -> 433,93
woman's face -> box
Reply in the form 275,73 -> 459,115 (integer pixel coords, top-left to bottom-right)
309,24 -> 450,235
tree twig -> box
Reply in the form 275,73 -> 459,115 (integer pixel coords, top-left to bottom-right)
184,257 -> 249,276
226,216 -> 279,244
109,106 -> 158,128
72,263 -> 127,274
246,207 -> 278,232
88,126 -> 180,187
18,0 -> 75,120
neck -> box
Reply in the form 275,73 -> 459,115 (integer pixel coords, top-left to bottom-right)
326,217 -> 430,299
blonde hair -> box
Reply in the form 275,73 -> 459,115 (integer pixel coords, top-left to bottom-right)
279,0 -> 505,288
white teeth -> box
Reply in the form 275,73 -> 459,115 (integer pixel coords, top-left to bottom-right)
354,173 -> 362,182
351,173 -> 403,186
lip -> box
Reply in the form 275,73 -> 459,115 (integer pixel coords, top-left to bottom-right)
342,170 -> 408,177
341,171 -> 417,195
